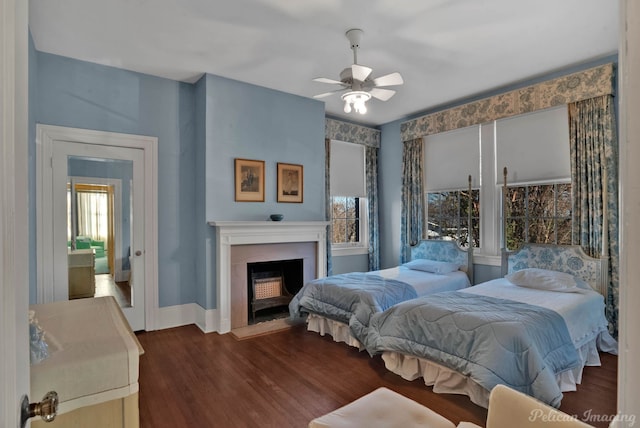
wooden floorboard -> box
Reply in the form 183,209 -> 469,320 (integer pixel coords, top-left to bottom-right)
136,324 -> 617,428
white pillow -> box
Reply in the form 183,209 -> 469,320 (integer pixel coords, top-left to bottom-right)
505,268 -> 584,293
403,259 -> 460,274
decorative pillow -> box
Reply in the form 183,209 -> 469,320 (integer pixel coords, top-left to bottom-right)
403,259 -> 460,274
505,268 -> 585,293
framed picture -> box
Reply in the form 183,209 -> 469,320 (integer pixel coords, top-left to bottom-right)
277,162 -> 303,203
234,158 -> 265,202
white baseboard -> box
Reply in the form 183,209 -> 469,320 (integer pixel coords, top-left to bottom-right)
194,305 -> 219,333
155,303 -> 219,333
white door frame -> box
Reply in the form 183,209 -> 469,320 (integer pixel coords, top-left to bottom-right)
1,0 -> 29,426
70,176 -> 125,282
36,124 -> 158,331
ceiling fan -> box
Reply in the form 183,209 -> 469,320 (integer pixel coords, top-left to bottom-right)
313,28 -> 404,114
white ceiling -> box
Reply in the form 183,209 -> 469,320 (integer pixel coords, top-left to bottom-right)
28,0 -> 619,127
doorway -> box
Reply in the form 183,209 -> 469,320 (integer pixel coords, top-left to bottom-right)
37,125 -> 158,331
68,176 -> 131,307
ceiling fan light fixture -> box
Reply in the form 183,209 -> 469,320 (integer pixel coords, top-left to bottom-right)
342,91 -> 371,115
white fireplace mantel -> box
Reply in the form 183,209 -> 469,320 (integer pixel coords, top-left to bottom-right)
208,220 -> 328,333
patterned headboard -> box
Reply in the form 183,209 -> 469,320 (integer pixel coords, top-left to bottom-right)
410,239 -> 473,283
501,244 -> 608,295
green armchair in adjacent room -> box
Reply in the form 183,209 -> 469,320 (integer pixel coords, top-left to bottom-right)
74,236 -> 106,258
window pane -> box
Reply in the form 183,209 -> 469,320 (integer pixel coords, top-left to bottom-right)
441,192 -> 459,217
332,197 -> 345,218
557,218 -> 573,245
528,218 -> 555,244
428,193 -> 444,217
557,184 -> 572,217
345,197 -> 356,217
506,187 -> 526,217
427,189 -> 480,247
471,189 -> 480,217
528,185 -> 556,217
427,219 -> 442,238
471,218 -> 480,248
331,196 -> 364,246
459,219 -> 470,247
439,217 -> 458,240
506,218 -> 526,250
332,219 -> 346,243
346,219 -> 358,243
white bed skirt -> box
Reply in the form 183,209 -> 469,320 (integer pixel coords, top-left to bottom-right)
306,314 -> 363,350
305,313 -> 618,409
381,328 -> 618,409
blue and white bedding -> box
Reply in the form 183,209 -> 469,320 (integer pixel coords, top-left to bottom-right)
360,278 -> 616,408
289,272 -> 418,326
289,267 -> 470,344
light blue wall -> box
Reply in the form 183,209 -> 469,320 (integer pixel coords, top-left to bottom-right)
200,73 -> 326,309
204,74 -> 326,222
378,119 -> 404,269
194,76 -> 212,311
33,51 -> 198,307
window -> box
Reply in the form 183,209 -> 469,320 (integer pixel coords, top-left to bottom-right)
504,182 -> 572,250
423,105 -> 571,260
427,189 -> 480,248
424,125 -> 481,248
331,196 -> 366,245
330,140 -> 368,254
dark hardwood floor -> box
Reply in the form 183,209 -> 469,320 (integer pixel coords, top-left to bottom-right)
136,324 -> 617,428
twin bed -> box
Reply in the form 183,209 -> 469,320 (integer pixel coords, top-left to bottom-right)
290,241 -> 617,409
289,239 -> 472,348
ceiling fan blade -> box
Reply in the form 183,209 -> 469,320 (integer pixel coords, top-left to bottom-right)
313,89 -> 346,99
369,88 -> 396,101
313,77 -> 346,85
372,72 -> 404,87
351,64 -> 372,82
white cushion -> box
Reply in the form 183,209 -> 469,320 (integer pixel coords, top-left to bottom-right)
308,387 -> 456,428
486,384 -> 593,428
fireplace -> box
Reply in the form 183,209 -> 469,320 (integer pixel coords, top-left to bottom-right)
247,258 -> 303,323
208,220 -> 328,333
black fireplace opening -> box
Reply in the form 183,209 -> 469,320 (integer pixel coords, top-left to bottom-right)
247,258 -> 304,324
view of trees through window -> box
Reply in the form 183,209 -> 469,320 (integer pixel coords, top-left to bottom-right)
427,189 -> 480,248
504,183 -> 572,250
331,196 -> 361,244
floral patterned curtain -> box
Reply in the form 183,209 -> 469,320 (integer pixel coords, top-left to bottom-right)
366,146 -> 379,271
325,138 -> 333,276
400,138 -> 425,263
568,95 -> 619,337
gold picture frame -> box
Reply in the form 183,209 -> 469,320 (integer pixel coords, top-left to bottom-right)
234,158 -> 265,202
277,163 -> 303,203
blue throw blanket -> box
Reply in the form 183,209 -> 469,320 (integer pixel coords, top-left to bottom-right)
361,291 -> 580,408
289,273 -> 418,342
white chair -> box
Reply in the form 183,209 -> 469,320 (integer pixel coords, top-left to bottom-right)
460,384 -> 594,428
310,384 -> 594,428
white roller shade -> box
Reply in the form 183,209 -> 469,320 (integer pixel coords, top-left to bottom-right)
330,140 -> 366,197
425,125 -> 480,191
496,105 -> 570,184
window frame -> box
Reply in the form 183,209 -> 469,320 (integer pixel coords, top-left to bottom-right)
501,180 -> 573,250
425,187 -> 480,249
330,196 -> 369,256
